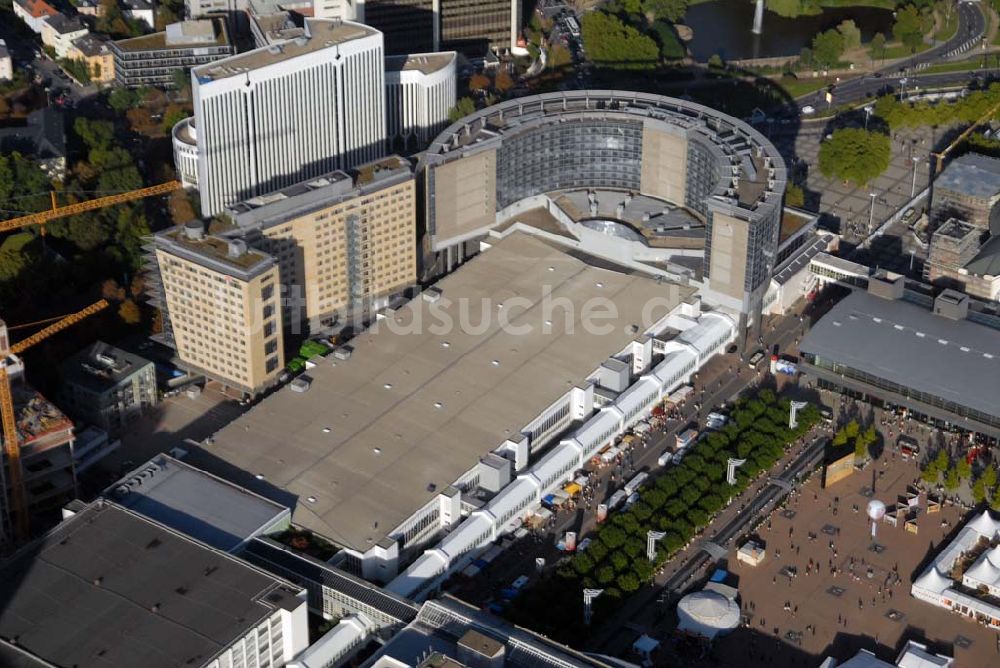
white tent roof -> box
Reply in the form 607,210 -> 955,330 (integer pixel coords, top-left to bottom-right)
965,549 -> 1000,588
913,567 -> 952,595
966,510 -> 1000,538
933,527 -> 982,573
676,590 -> 740,640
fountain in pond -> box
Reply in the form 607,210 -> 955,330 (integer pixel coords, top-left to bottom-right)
752,0 -> 764,34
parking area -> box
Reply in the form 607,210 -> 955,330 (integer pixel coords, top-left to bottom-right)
80,385 -> 250,490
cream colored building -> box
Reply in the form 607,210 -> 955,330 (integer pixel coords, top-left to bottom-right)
68,34 -> 115,84
40,14 -> 88,60
225,155 -> 417,332
147,222 -> 284,396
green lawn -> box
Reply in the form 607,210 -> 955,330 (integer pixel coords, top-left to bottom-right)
934,11 -> 959,42
870,41 -> 931,60
0,233 -> 34,254
919,58 -> 989,75
818,0 -> 895,7
776,76 -> 836,98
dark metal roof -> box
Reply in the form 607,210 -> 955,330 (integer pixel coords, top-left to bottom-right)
937,153 -> 1000,200
61,341 -> 153,394
0,108 -> 65,160
965,234 -> 1000,277
243,537 -> 419,623
0,503 -> 302,668
799,291 -> 1000,418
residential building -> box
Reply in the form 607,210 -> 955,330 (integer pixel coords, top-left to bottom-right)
122,0 -> 156,28
72,425 -> 121,474
924,218 -> 1000,302
0,321 -> 77,545
74,0 -> 106,19
223,155 -> 417,331
112,18 -> 233,88
0,500 -> 310,668
145,220 -> 285,396
67,33 -> 115,84
799,280 -> 1000,438
0,107 -> 67,181
185,0 -> 246,19
933,152 -> 1000,233
59,341 -> 157,434
12,0 -> 58,34
385,51 -> 456,152
189,18 -> 386,215
187,231 -> 735,589
0,40 -> 12,81
40,14 -> 89,60
104,453 -> 292,552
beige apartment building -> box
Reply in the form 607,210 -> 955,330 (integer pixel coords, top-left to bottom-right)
225,155 -> 417,332
147,222 -> 284,396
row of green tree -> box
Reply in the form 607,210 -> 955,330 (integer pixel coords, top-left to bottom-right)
831,419 -> 878,460
768,0 -> 930,19
505,390 -> 820,643
921,449 -> 1000,509
874,83 -> 1000,130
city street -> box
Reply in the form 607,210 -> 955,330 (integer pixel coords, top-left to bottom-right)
796,1 -> 988,110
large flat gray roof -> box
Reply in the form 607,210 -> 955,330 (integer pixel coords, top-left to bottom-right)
800,291 -> 1000,419
0,502 -> 301,668
191,233 -> 693,551
105,454 -> 289,551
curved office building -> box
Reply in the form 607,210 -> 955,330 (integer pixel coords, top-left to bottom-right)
421,90 -> 787,334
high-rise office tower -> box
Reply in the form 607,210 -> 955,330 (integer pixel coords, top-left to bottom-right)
191,18 -> 386,216
362,0 -> 519,55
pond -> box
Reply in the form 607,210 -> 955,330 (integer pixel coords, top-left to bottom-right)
684,0 -> 897,62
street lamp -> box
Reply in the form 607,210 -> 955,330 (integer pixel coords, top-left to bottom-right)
583,588 -> 604,625
899,77 -> 908,101
911,155 -> 922,197
868,192 -> 878,233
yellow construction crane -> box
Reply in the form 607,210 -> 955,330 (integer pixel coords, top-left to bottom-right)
0,300 -> 109,541
0,181 -> 181,235
932,101 -> 1000,174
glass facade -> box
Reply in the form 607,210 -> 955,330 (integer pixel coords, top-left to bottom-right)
744,207 -> 779,293
440,0 -> 511,52
359,0 -> 435,54
495,119 -> 643,209
803,353 -> 1000,431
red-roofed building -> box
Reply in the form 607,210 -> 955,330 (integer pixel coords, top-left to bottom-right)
13,0 -> 58,34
